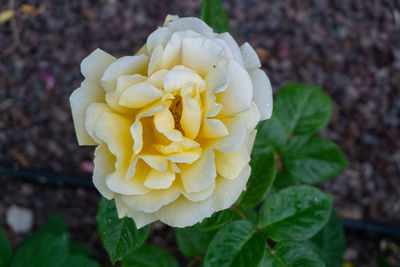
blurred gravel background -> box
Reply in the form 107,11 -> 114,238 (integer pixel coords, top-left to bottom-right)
1,0 -> 399,265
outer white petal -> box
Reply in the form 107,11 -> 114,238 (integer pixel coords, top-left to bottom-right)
115,196 -> 157,227
121,186 -> 181,213
240,42 -> 261,71
205,62 -> 229,94
101,55 -> 148,92
217,60 -> 253,117
166,17 -> 214,37
119,82 -> 162,109
148,45 -> 164,76
81,48 -> 116,81
216,32 -> 244,65
93,144 -> 115,199
180,149 -> 216,193
250,69 -> 273,120
214,117 -> 248,152
181,37 -> 225,76
236,102 -> 261,130
154,165 -> 251,228
70,79 -> 105,145
147,27 -> 173,53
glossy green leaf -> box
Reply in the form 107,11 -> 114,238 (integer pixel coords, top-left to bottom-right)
258,185 -> 332,241
122,245 -> 179,267
11,232 -> 69,267
283,136 -> 347,184
260,241 -> 325,267
198,209 -> 238,231
273,170 -> 299,190
24,215 -> 68,244
305,211 -> 346,266
69,242 -> 92,257
253,115 -> 287,153
274,83 -> 333,136
204,220 -> 265,267
64,254 -> 100,267
201,0 -> 230,33
175,225 -> 215,258
96,197 -> 151,263
0,228 -> 12,267
239,150 -> 276,209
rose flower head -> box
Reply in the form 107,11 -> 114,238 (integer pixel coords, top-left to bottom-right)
70,15 -> 272,228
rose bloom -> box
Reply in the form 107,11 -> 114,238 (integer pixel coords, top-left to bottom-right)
70,15 -> 272,228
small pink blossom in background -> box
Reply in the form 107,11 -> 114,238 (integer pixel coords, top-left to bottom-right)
81,160 -> 94,173
41,71 -> 55,88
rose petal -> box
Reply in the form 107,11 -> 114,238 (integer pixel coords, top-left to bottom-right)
167,17 -> 214,37
85,103 -> 113,143
250,69 -> 273,120
240,42 -> 261,71
200,118 -> 229,139
163,65 -> 205,92
144,165 -> 176,189
154,165 -> 251,228
148,45 -> 164,76
181,37 -> 225,76
93,144 -> 115,199
70,79 -> 105,145
217,60 -> 253,117
214,117 -> 248,152
168,147 -> 202,163
180,149 -> 216,193
81,48 -> 116,81
216,32 -> 244,65
101,55 -> 148,92
214,143 -> 250,180
147,27 -> 173,53
182,183 -> 215,202
119,82 -> 162,109
180,87 -> 202,139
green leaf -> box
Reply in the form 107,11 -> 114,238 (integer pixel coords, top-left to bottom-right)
239,150 -> 277,209
274,83 -> 333,136
198,209 -> 238,231
253,115 -> 287,153
121,245 -> 179,267
24,215 -> 68,244
258,185 -> 332,242
261,241 -> 326,267
204,220 -> 265,267
64,254 -> 100,267
69,242 -> 92,257
273,170 -> 299,190
0,228 -> 12,267
305,211 -> 346,266
283,136 -> 347,184
11,232 -> 70,267
201,0 -> 230,33
176,225 -> 215,258
96,197 -> 151,263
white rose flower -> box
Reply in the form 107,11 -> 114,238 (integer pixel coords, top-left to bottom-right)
70,15 -> 272,228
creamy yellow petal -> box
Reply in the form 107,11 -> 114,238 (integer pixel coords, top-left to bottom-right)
181,37 -> 225,76
121,185 -> 181,213
101,55 -> 148,92
236,102 -> 261,131
214,117 -> 247,152
85,103 -> 113,143
163,65 -> 205,92
119,82 -> 162,109
214,144 -> 250,180
147,27 -> 173,53
154,165 -> 251,228
168,147 -> 202,163
147,69 -> 168,89
181,89 -> 202,139
70,79 -> 105,145
93,144 -> 115,199
182,183 -> 215,202
148,45 -> 164,76
153,108 -> 183,142
217,60 -> 253,117
81,48 -> 116,81
139,155 -> 169,171
200,118 -> 229,139
106,169 -> 151,195
216,32 -> 244,66
156,137 -> 199,155
250,69 -> 273,120
144,166 -> 176,189
205,62 -> 229,94
240,42 -> 261,71
180,149 -> 216,193
167,17 -> 214,37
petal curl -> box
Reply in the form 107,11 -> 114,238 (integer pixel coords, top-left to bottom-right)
240,42 -> 261,71
250,69 -> 273,120
166,17 -> 214,37
119,82 -> 162,109
93,144 -> 115,199
81,48 -> 116,81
